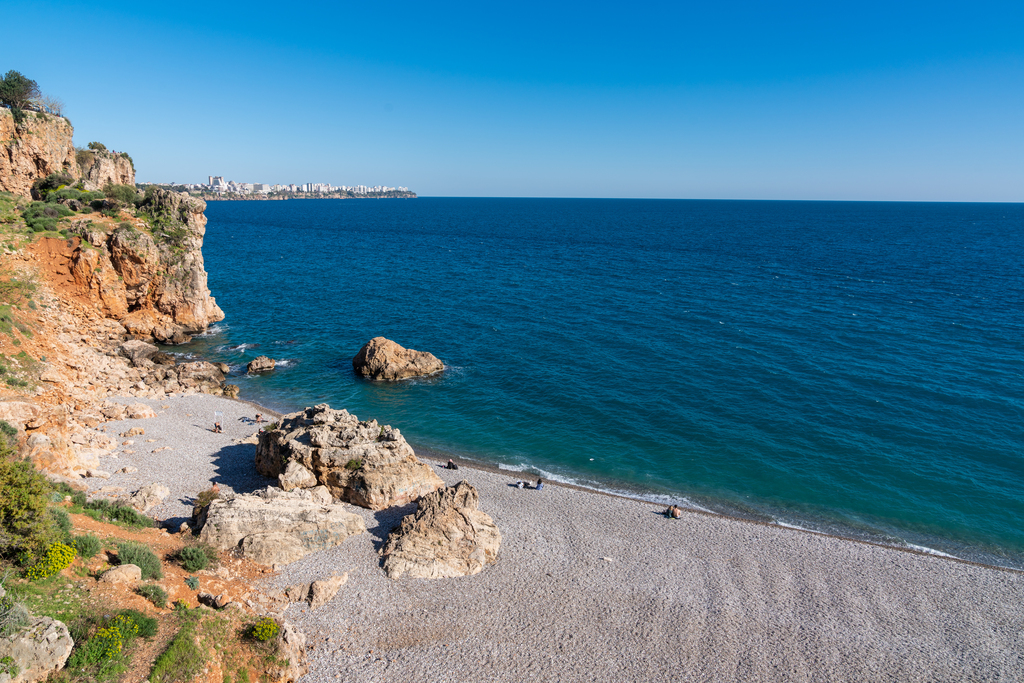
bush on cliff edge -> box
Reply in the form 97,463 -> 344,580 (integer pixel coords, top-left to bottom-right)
0,421 -> 61,565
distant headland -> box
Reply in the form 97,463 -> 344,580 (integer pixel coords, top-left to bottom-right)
140,176 -> 417,200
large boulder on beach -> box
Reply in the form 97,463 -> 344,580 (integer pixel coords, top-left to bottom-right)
0,616 -> 74,683
381,480 -> 501,580
197,487 -> 366,566
255,404 -> 444,510
126,483 -> 169,512
352,337 -> 444,381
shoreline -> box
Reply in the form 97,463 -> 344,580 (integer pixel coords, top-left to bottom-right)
167,389 -> 1024,575
81,392 -> 1024,682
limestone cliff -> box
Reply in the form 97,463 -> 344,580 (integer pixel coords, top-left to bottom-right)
54,189 -> 225,343
77,148 -> 135,190
0,109 -> 77,199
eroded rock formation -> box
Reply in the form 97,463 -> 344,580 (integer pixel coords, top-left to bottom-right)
0,109 -> 77,199
381,480 -> 501,579
197,487 -> 367,566
247,356 -> 275,373
77,148 -> 134,190
352,337 -> 444,381
255,404 -> 444,510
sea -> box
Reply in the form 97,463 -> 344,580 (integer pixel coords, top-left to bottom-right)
180,198 -> 1024,570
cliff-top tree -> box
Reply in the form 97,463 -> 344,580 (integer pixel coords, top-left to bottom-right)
87,141 -> 107,152
0,71 -> 40,110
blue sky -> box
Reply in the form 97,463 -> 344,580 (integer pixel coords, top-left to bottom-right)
3,0 -> 1022,200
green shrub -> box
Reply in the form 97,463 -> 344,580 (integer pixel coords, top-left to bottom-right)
64,610 -> 156,681
116,541 -> 162,580
248,617 -> 279,642
177,545 -> 212,573
137,583 -> 167,608
0,454 -> 60,564
21,201 -> 72,232
184,576 -> 198,590
82,499 -> 152,528
102,184 -> 140,206
345,458 -> 362,471
24,541 -> 76,579
29,172 -> 75,201
70,533 -> 101,559
48,507 -> 71,538
87,141 -> 107,152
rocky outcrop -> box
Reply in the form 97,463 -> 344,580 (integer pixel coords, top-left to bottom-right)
381,481 -> 501,580
197,487 -> 366,566
247,356 -> 275,373
352,337 -> 444,381
0,109 -> 77,199
278,461 -> 317,491
76,149 -> 134,191
126,483 -> 169,512
0,616 -> 74,683
269,622 -> 309,683
255,404 -> 444,510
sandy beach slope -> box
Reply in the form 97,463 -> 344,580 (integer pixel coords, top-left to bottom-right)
86,394 -> 1024,682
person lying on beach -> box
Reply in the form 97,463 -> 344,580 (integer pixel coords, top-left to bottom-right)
516,481 -> 525,489
213,422 -> 222,433
535,478 -> 544,490
446,458 -> 459,470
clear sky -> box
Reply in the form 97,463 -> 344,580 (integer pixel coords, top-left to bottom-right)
4,0 -> 1022,200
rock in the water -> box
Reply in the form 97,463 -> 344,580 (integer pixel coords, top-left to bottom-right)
126,483 -> 169,512
381,480 -> 501,580
99,564 -> 142,584
352,337 -> 444,381
151,351 -> 177,366
197,488 -> 366,566
246,356 -> 276,374
255,404 -> 443,510
0,616 -> 74,683
278,461 -> 317,491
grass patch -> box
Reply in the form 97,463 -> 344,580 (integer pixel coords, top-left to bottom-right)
149,611 -> 205,683
62,609 -> 157,682
72,499 -> 152,529
137,583 -> 167,609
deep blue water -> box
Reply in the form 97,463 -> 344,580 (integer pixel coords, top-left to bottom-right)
188,198 -> 1024,568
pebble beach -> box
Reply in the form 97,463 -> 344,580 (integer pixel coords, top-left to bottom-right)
86,394 -> 1024,682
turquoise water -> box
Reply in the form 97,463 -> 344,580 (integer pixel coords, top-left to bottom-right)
185,198 -> 1024,568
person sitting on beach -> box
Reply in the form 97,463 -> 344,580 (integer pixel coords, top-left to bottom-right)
665,504 -> 682,519
213,421 -> 222,433
446,458 -> 459,470
535,477 -> 544,491
255,413 -> 263,424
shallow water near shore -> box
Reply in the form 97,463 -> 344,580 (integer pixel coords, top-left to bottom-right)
185,198 -> 1024,569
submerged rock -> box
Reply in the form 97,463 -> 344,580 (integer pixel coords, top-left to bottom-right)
255,404 -> 443,510
381,480 -> 501,580
352,337 -> 444,381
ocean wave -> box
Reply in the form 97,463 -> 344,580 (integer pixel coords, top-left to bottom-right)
196,324 -> 228,338
905,543 -> 959,560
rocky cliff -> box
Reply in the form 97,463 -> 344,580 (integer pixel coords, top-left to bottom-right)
77,148 -> 135,190
0,109 -> 77,199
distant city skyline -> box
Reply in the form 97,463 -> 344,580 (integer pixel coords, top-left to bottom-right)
6,0 -> 1024,201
